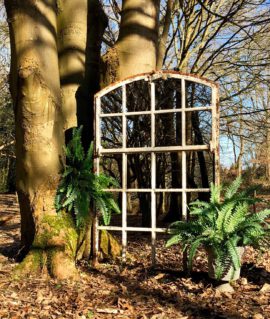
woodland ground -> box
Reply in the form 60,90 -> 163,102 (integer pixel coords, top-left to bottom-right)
0,194 -> 270,319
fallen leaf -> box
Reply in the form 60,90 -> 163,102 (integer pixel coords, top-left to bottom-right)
260,283 -> 270,293
154,273 -> 165,280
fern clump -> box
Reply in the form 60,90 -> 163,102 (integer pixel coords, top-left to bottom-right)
55,126 -> 120,227
166,178 -> 270,280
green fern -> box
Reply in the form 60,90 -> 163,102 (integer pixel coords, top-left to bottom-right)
226,238 -> 241,270
166,178 -> 270,280
210,183 -> 222,204
55,126 -> 121,227
225,203 -> 245,234
216,201 -> 235,232
166,234 -> 183,247
187,237 -> 205,270
224,177 -> 242,200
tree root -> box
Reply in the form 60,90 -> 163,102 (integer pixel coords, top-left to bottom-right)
13,248 -> 79,280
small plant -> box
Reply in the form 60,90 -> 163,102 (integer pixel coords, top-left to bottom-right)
166,178 -> 270,280
55,126 -> 120,227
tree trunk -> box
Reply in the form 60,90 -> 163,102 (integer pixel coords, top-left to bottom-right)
77,0 -> 107,148
102,0 -> 160,86
116,0 -> 160,78
101,0 -> 160,227
5,0 -> 78,279
77,0 -> 107,260
266,125 -> 270,183
57,0 -> 87,131
237,135 -> 244,178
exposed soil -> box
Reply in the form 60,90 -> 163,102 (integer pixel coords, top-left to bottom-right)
0,194 -> 270,319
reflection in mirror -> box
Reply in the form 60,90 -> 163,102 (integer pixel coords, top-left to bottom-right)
157,191 -> 182,223
154,78 -> 182,110
101,87 -> 122,113
155,149 -> 214,222
101,116 -> 122,148
127,115 -> 151,148
156,152 -> 182,189
104,192 -> 122,227
127,152 -> 151,227
97,77 -> 215,225
156,152 -> 182,223
186,151 -> 214,190
186,111 -> 212,145
127,153 -> 151,189
126,192 -> 151,227
100,155 -> 122,187
155,113 -> 182,147
126,80 -> 151,112
186,81 -> 212,108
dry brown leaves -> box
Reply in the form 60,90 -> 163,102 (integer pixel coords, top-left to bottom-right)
0,195 -> 270,319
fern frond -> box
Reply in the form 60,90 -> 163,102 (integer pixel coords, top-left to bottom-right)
216,201 -> 235,232
211,248 -> 228,280
225,202 -> 247,234
210,183 -> 222,204
62,189 -> 78,208
106,197 -> 121,214
166,234 -> 183,247
252,209 -> 270,222
188,237 -> 204,270
226,239 -> 241,270
96,197 -> 111,226
242,224 -> 265,242
224,177 -> 242,199
62,166 -> 74,178
66,183 -> 74,198
189,200 -> 210,209
54,193 -> 62,212
55,126 -> 121,228
83,142 -> 93,171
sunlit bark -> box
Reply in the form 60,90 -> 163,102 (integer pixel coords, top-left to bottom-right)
5,0 -> 78,279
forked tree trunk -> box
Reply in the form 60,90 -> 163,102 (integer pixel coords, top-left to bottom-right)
5,0 -> 163,277
5,0 -> 78,279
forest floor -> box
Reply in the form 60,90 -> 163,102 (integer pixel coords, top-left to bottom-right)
0,194 -> 270,319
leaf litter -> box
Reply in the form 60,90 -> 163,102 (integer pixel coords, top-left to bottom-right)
0,195 -> 270,319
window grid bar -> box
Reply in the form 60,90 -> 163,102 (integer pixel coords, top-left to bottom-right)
94,97 -> 101,262
97,226 -> 167,232
98,145 -> 209,155
212,86 -> 220,186
181,79 -> 187,221
99,106 -> 212,117
96,97 -> 101,174
102,188 -> 210,192
151,82 -> 156,265
122,84 -> 127,262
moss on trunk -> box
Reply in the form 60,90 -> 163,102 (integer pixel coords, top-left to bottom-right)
14,213 -> 78,279
100,230 -> 121,260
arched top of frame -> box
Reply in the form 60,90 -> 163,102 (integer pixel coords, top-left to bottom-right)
95,70 -> 218,99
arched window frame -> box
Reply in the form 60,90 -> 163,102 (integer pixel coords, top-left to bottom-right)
93,71 -> 219,264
